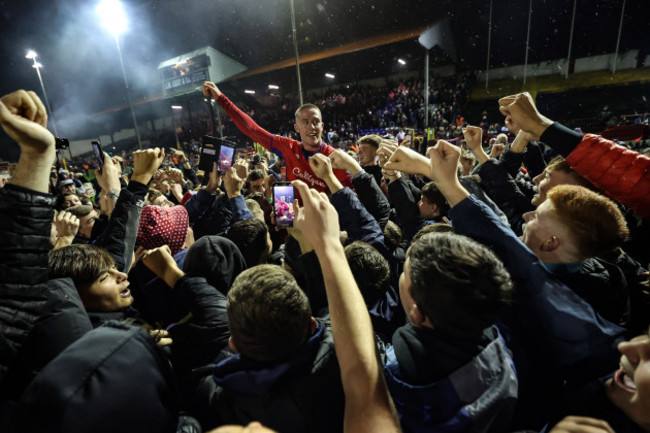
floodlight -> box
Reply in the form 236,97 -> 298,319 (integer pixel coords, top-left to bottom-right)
325,73 -> 335,79
97,0 -> 128,37
32,62 -> 43,69
397,58 -> 406,65
244,90 -> 255,94
171,105 -> 183,110
26,50 -> 37,59
268,85 -> 279,90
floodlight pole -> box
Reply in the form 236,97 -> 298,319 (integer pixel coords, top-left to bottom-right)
565,0 -> 577,79
424,50 -> 429,136
27,54 -> 59,137
113,34 -> 142,149
523,0 -> 532,85
485,0 -> 493,89
612,0 -> 626,74
290,0 -> 304,105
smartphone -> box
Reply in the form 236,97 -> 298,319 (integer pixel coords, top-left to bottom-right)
273,182 -> 296,228
92,141 -> 104,169
198,136 -> 219,172
218,143 -> 235,172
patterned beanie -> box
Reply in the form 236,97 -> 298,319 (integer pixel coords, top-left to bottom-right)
137,205 -> 189,256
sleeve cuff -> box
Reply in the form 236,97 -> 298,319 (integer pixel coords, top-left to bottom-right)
539,122 -> 584,157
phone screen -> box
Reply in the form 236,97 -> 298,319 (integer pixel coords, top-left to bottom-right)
218,144 -> 235,172
92,141 -> 104,168
273,183 -> 295,228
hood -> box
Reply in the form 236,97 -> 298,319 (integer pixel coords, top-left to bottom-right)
10,321 -> 179,433
384,329 -> 518,432
183,235 -> 246,295
212,320 -> 327,396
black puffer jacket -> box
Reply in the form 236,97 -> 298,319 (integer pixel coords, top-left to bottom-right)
0,185 -> 94,426
9,321 -> 199,433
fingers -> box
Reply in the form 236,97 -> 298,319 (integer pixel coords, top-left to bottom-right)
550,416 -> 615,433
27,91 -> 48,127
497,94 -> 517,108
292,180 -> 314,207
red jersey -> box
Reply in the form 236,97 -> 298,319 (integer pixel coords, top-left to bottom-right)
217,94 -> 351,192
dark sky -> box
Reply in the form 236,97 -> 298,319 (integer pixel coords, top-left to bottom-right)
0,0 -> 647,159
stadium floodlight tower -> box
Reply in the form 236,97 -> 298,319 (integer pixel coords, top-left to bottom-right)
25,50 -> 59,136
97,0 -> 142,149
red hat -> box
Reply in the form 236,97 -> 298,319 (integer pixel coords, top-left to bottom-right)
137,205 -> 189,256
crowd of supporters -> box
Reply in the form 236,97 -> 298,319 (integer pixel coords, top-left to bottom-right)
1,75 -> 650,433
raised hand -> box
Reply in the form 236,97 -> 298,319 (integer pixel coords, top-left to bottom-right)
498,92 -> 553,141
489,142 -> 506,160
95,151 -> 122,193
0,89 -> 54,156
462,126 -> 483,153
224,166 -> 245,198
203,81 -> 222,99
329,149 -> 362,175
426,140 -> 470,207
51,210 -> 80,249
292,180 -> 340,253
131,148 -> 165,185
383,145 -> 430,177
309,153 -> 334,180
166,168 -> 184,184
142,245 -> 185,288
205,162 -> 222,194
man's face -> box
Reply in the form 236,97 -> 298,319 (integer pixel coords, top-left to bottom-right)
460,158 -> 475,176
249,178 -> 265,195
62,184 -> 76,195
520,199 -> 562,255
63,195 -> 82,209
294,108 -> 324,152
358,143 -> 378,166
77,210 -> 98,239
418,196 -> 436,219
531,168 -> 577,207
82,267 -> 133,312
605,332 -> 650,430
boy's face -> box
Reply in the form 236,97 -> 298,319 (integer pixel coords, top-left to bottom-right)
606,331 -> 650,430
294,108 -> 324,152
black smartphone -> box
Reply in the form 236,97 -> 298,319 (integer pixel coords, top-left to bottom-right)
218,143 -> 235,173
198,136 -> 219,172
272,182 -> 296,228
92,141 -> 104,169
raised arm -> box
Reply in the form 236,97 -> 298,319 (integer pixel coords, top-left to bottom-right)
292,180 -> 401,433
330,149 -> 391,230
499,92 -> 650,217
95,148 -> 165,271
387,140 -> 625,368
203,81 -> 274,150
0,90 -> 56,384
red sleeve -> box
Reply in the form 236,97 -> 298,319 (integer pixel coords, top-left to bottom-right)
566,134 -> 650,218
217,94 -> 274,150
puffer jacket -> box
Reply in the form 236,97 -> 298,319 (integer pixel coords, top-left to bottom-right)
540,123 -> 650,218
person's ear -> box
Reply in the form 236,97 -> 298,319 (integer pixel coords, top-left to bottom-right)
228,336 -> 238,353
294,123 -> 300,134
408,303 -> 427,327
540,235 -> 560,252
